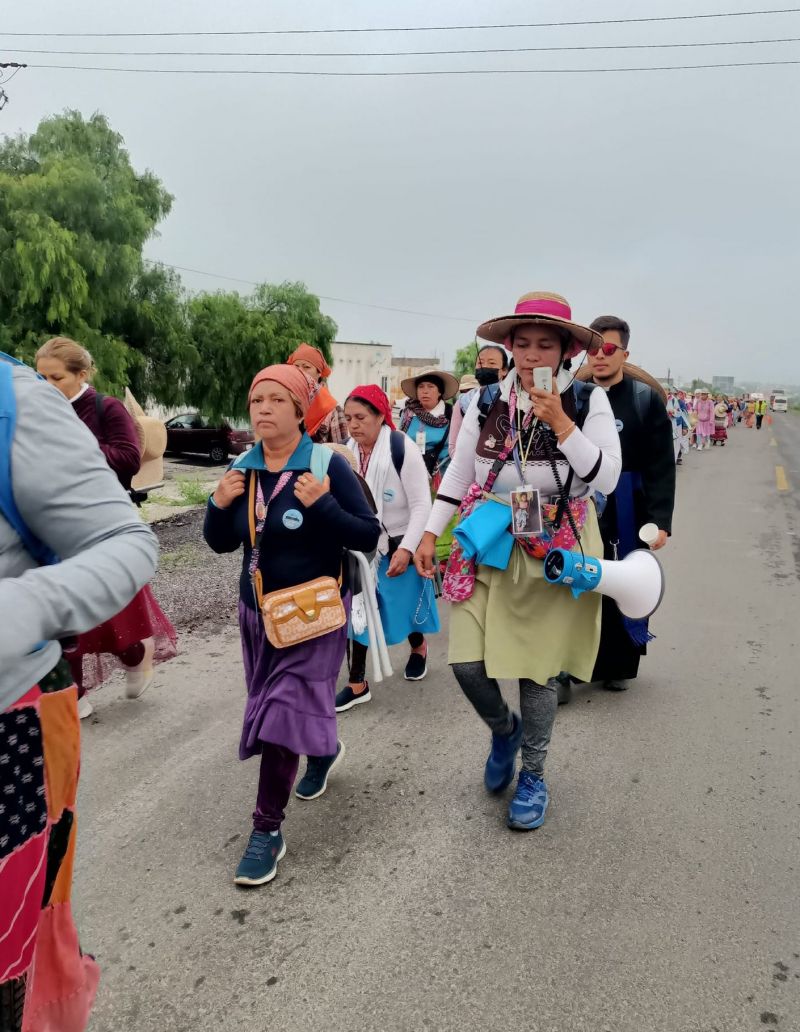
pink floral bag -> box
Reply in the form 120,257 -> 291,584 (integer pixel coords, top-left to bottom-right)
441,446 -> 511,603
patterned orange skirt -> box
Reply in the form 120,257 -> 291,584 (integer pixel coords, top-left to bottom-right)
0,660 -> 98,1031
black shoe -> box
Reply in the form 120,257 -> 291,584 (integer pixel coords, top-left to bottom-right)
555,672 -> 572,706
404,649 -> 428,681
603,679 -> 628,692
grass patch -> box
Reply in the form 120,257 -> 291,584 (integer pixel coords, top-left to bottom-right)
175,477 -> 212,506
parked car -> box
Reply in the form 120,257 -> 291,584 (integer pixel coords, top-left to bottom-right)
164,413 -> 254,463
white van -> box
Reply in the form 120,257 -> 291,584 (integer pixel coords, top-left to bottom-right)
772,390 -> 788,413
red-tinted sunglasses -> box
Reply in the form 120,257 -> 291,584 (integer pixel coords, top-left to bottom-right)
588,342 -> 624,357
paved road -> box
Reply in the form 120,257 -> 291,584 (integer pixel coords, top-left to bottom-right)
75,421 -> 800,1032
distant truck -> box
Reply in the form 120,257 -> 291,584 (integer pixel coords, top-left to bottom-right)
771,389 -> 788,413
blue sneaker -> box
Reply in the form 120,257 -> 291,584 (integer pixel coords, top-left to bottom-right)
484,712 -> 523,793
234,829 -> 286,886
507,771 -> 549,830
295,740 -> 346,800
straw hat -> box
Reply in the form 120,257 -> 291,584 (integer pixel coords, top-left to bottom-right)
125,389 -> 167,491
576,362 -> 667,403
459,374 -> 479,392
400,366 -> 459,401
476,291 -> 602,359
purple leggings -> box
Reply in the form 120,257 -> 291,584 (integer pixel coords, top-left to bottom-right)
253,742 -> 300,833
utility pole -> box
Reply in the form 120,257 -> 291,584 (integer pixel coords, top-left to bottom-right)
0,62 -> 27,110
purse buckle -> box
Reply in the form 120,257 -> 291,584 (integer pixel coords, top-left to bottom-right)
293,587 -> 319,621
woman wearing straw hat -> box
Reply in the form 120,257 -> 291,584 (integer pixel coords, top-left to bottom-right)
36,337 -> 177,717
287,343 -> 349,444
415,292 -> 621,831
203,365 -> 378,886
399,367 -> 459,483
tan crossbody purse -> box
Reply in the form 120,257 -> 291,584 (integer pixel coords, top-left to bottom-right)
248,468 -> 346,649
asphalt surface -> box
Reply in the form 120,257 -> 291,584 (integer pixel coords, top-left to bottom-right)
75,419 -> 800,1032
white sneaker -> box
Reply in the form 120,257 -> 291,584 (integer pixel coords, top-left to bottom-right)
77,695 -> 94,720
124,637 -> 155,700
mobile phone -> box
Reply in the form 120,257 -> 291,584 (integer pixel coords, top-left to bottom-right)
533,367 -> 553,393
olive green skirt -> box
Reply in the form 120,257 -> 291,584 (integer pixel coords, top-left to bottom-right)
448,504 -> 604,683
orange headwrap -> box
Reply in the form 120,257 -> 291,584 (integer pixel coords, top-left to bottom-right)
248,364 -> 313,414
287,343 -> 332,380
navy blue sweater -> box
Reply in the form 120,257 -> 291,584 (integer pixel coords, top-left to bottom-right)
203,436 -> 380,610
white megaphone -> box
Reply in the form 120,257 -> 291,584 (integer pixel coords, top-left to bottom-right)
543,547 -> 665,620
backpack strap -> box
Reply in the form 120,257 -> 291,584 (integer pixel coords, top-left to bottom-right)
476,383 -> 501,428
0,361 -> 59,566
572,380 -> 596,430
94,390 -> 105,430
309,442 -> 334,482
389,430 -> 405,477
630,379 -> 651,426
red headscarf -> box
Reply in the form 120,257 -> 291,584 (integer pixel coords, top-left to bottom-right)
248,364 -> 313,413
287,343 -> 332,380
347,384 -> 396,430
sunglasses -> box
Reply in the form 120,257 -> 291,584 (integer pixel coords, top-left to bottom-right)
588,342 -> 624,357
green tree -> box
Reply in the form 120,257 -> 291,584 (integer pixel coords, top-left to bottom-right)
0,110 -> 193,399
690,378 -> 713,393
185,282 -> 337,419
453,340 -> 481,380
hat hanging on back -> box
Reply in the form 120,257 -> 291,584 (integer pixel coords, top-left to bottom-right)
125,388 -> 167,492
476,291 -> 602,359
400,366 -> 459,401
459,374 -> 480,393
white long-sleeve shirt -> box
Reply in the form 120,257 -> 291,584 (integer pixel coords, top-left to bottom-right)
357,431 -> 432,556
427,370 -> 622,537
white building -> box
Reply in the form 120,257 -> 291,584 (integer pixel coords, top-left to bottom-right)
327,341 -> 392,403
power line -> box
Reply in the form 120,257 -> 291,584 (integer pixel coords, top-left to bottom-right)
144,260 -> 479,322
3,8 -> 800,37
22,59 -> 800,75
6,37 -> 800,57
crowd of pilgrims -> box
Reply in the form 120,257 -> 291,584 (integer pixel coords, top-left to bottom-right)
6,289 -> 734,1025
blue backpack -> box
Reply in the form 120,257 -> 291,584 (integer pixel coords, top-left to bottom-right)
0,352 -> 59,566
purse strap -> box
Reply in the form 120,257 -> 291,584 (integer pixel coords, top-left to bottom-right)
248,470 -> 293,608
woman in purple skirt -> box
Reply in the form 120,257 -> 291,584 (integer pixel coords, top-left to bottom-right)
204,364 -> 379,886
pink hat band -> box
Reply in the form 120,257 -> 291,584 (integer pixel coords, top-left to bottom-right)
514,297 -> 572,321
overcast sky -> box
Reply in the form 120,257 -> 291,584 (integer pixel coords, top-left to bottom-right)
3,0 -> 800,386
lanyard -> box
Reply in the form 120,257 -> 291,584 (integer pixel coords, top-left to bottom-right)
508,380 -> 539,482
248,470 -> 293,581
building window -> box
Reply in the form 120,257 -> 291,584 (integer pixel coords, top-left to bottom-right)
381,376 -> 388,393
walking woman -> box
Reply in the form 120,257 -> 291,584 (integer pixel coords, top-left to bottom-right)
694,389 -> 715,450
398,366 -> 458,484
1,356 -> 158,1031
415,292 -> 621,831
203,365 -> 378,886
287,343 -> 349,444
333,385 -> 439,716
36,338 -> 177,717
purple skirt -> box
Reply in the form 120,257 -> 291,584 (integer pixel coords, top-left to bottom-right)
238,599 -> 348,760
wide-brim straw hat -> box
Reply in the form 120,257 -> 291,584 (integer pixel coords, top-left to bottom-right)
476,291 -> 601,359
125,388 -> 167,490
576,362 -> 667,403
459,374 -> 480,392
400,366 -> 459,401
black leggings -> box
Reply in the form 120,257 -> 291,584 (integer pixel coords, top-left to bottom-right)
349,633 -> 424,683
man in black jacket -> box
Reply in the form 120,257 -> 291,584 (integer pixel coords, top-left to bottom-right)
562,315 -> 675,699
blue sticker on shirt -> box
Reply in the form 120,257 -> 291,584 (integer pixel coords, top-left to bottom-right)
383,487 -> 396,501
615,419 -> 624,432
282,509 -> 304,530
